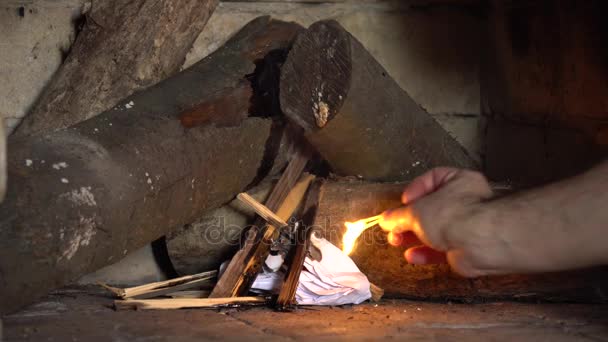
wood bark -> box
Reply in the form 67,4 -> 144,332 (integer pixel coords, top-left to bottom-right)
280,20 -> 476,182
165,179 -> 275,276
13,0 -> 218,137
166,178 -> 282,275
164,123 -> 304,276
0,16 -> 304,315
312,180 -> 608,302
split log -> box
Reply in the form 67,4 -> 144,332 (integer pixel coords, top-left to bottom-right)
312,180 -> 608,302
276,180 -> 321,310
280,20 -> 476,181
14,0 -> 218,137
276,222 -> 312,310
0,16 -> 304,315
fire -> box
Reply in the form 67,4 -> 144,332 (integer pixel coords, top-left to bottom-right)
342,215 -> 381,255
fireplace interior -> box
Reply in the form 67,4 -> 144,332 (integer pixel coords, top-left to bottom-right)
1,0 -> 607,341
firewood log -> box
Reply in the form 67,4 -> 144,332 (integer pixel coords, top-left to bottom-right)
312,179 -> 608,302
14,0 -> 218,137
280,20 -> 476,181
0,17 -> 304,315
165,179 -> 275,276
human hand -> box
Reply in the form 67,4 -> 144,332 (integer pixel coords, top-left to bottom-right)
379,167 -> 495,277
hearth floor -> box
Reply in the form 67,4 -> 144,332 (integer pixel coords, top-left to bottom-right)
3,286 -> 607,341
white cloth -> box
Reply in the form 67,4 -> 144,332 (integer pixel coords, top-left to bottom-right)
251,234 -> 371,305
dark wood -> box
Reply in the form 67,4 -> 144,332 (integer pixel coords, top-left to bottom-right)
312,179 -> 608,302
275,180 -> 320,309
280,20 -> 476,182
0,16 -> 304,315
14,0 -> 218,137
210,147 -> 310,298
275,223 -> 311,310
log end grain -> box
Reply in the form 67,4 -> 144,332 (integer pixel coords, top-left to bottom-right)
280,20 -> 477,181
280,20 -> 351,132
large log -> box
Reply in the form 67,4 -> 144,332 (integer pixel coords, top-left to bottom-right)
312,180 -> 608,302
0,17 -> 304,315
13,0 -> 218,137
165,179 -> 274,275
280,20 -> 476,182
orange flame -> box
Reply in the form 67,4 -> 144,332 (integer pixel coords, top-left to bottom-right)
342,215 -> 381,255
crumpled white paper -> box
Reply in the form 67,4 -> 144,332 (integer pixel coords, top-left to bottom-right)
251,234 -> 371,305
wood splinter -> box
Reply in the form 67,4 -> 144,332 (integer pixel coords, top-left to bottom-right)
114,296 -> 266,311
100,270 -> 216,299
369,283 -> 384,302
237,193 -> 289,229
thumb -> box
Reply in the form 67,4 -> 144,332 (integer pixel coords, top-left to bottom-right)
401,167 -> 460,204
379,206 -> 420,233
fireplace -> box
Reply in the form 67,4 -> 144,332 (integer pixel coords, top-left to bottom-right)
1,0 -> 607,340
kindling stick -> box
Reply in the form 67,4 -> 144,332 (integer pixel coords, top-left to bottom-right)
210,147 -> 310,298
237,193 -> 289,229
114,297 -> 266,311
100,270 -> 217,299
